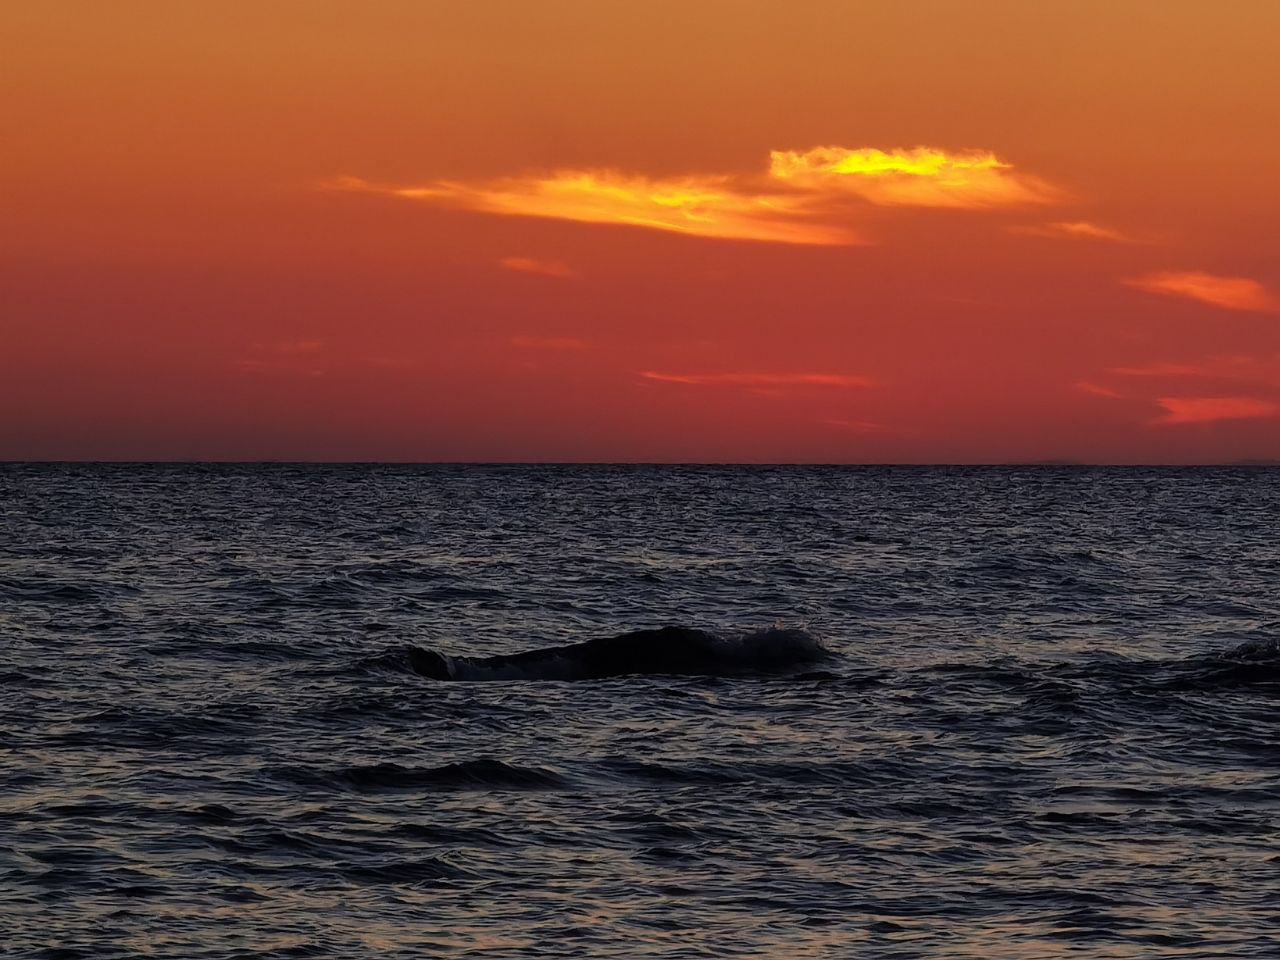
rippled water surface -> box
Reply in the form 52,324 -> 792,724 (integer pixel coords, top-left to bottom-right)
3,464 -> 1278,958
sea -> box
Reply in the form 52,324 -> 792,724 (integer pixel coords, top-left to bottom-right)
2,464 -> 1277,959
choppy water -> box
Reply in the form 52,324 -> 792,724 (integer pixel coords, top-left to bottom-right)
2,464 -> 1278,959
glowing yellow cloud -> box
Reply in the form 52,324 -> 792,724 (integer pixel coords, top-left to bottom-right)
641,371 -> 874,387
767,146 -> 1057,207
1153,397 -> 1280,425
335,144 -> 1057,242
1125,271 -> 1280,312
336,173 -> 859,246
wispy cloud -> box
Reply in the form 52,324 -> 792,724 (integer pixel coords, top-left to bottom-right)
235,358 -> 326,377
820,417 -> 890,432
247,339 -> 323,355
768,146 -> 1058,208
499,256 -> 578,278
1124,271 -> 1280,312
1084,360 -> 1280,426
1108,355 -> 1280,386
1075,381 -> 1124,398
1153,397 -> 1280,425
363,354 -> 421,369
1013,220 -> 1135,242
235,340 -> 327,375
1107,362 -> 1206,377
332,172 -> 859,246
510,336 -> 587,350
641,371 -> 874,387
332,144 -> 1059,245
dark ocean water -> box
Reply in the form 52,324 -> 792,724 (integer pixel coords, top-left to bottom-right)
2,464 -> 1278,959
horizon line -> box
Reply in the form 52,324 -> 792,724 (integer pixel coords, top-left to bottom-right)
2,459 -> 1278,468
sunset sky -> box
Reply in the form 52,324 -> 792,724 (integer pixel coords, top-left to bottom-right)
4,1 -> 1279,462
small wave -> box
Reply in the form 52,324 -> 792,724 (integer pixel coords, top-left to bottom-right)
407,625 -> 831,682
1218,637 -> 1280,663
598,759 -> 747,787
0,577 -> 134,604
1163,662 -> 1280,692
349,648 -> 418,676
338,855 -> 473,886
197,638 -> 323,663
1144,637 -> 1280,691
307,759 -> 569,792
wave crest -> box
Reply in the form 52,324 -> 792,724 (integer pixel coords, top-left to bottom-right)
287,759 -> 569,792
409,625 -> 830,682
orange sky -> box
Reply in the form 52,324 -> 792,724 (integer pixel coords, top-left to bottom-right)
4,1 -> 1279,462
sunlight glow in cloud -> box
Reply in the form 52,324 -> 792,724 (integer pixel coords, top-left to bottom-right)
500,256 -> 578,278
1153,397 -> 1279,425
333,143 -> 1058,244
1125,271 -> 1280,312
641,371 -> 874,387
1014,221 -> 1134,242
335,173 -> 858,246
767,146 -> 1057,207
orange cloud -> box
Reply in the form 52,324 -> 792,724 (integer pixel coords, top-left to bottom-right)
510,336 -> 587,350
334,144 -> 1058,244
641,371 -> 874,387
1124,271 -> 1280,312
335,172 -> 859,246
767,146 -> 1058,208
1153,397 -> 1280,425
500,256 -> 578,278
1014,221 -> 1135,242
